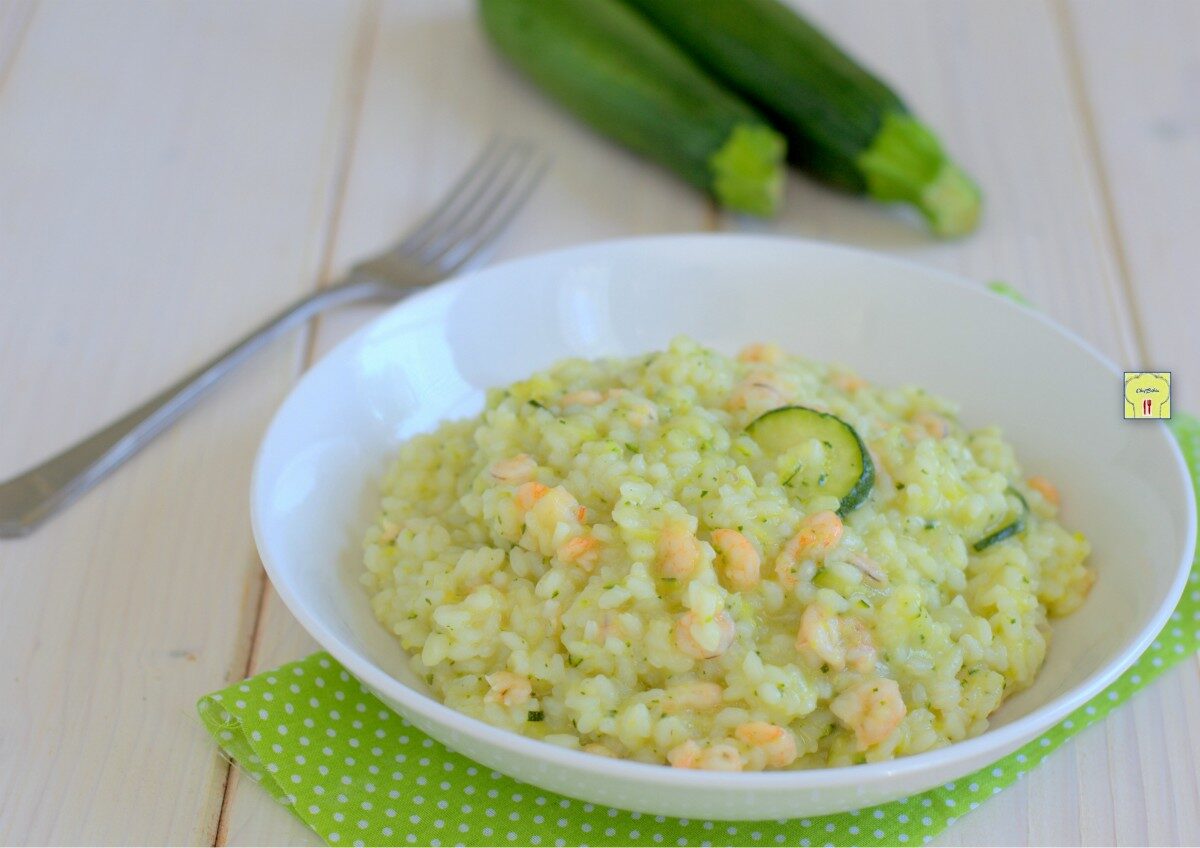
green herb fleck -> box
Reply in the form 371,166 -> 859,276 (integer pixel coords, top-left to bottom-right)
528,399 -> 546,410
527,710 -> 544,722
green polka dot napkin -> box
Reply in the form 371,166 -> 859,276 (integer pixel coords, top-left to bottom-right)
199,414 -> 1200,847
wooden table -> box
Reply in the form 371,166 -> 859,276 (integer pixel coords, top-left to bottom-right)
1,1 -> 1197,844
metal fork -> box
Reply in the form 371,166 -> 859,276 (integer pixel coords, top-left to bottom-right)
0,138 -> 549,539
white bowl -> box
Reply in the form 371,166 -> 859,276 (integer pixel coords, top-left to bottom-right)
252,234 -> 1194,820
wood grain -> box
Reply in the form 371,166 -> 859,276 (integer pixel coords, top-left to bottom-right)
0,1 -> 364,842
0,0 -> 35,91
219,0 -> 707,841
1058,1 -> 1200,842
0,0 -> 1195,844
1063,0 -> 1200,397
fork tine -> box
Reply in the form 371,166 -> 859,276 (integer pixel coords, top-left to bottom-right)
436,150 -> 550,274
400,140 -> 530,258
408,140 -> 534,263
395,136 -> 510,254
418,143 -> 542,266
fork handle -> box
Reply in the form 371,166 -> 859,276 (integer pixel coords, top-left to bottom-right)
0,276 -> 394,539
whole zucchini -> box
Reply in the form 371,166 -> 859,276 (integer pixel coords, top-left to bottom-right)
622,0 -> 982,236
478,0 -> 786,216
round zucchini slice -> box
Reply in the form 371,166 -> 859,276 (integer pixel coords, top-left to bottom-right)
745,406 -> 874,514
972,487 -> 1029,551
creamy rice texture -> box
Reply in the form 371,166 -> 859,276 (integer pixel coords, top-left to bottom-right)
362,337 -> 1093,770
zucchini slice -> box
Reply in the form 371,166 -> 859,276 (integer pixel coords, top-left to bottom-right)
746,406 -> 874,514
972,487 -> 1029,551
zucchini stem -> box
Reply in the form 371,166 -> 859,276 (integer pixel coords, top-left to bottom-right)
708,124 -> 786,217
857,113 -> 981,237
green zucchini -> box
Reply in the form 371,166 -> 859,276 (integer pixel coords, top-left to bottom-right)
478,0 -> 786,216
746,406 -> 875,515
972,487 -> 1029,551
621,0 -> 982,236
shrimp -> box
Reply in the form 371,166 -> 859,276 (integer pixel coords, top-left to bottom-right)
831,371 -> 868,393
662,681 -> 724,714
489,453 -> 537,484
737,342 -> 784,365
513,481 -> 550,511
796,605 -> 846,670
789,511 -> 845,559
557,534 -> 602,570
830,677 -> 907,751
675,610 -> 736,660
667,740 -> 742,771
711,529 -> 761,591
796,607 -> 878,673
624,398 -> 659,428
727,372 -> 789,412
775,511 -> 844,586
667,740 -> 702,769
840,617 -> 878,673
697,743 -> 743,771
1027,475 -> 1060,506
522,486 -> 585,556
908,411 -> 949,440
526,486 -> 581,525
484,671 -> 532,707
657,522 -> 701,579
560,389 -> 605,407
734,722 -> 798,768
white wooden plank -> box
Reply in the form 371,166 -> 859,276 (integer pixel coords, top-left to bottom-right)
0,0 -> 364,842
1061,2 -> 1200,842
219,0 -> 710,842
1064,0 -> 1200,400
0,0 -> 35,86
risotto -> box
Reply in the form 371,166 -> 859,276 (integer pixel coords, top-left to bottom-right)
362,337 -> 1093,770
